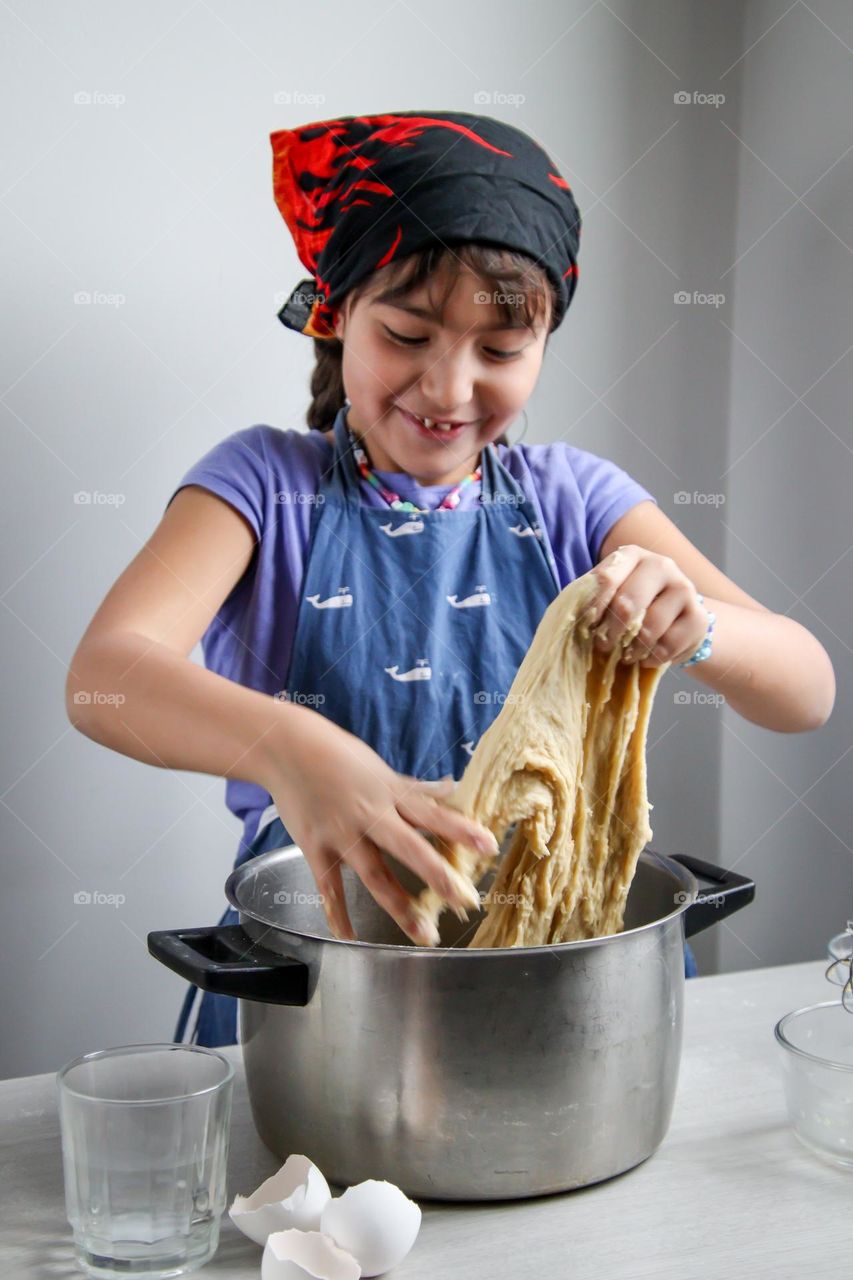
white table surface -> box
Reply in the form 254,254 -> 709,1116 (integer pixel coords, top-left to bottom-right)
1,960 -> 849,1278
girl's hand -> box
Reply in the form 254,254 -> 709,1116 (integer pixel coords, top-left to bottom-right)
584,544 -> 709,668
262,708 -> 497,946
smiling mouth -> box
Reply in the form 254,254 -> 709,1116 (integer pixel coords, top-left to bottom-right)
399,408 -> 477,438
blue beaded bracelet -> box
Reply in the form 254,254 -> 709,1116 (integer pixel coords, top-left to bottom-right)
678,593 -> 716,668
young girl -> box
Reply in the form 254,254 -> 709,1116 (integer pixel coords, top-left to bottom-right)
67,111 -> 835,1048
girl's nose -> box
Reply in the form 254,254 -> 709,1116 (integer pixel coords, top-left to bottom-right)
417,353 -> 474,415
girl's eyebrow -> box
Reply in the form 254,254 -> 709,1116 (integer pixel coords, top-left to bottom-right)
377,299 -> 529,332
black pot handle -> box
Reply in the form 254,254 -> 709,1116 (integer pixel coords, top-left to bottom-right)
668,853 -> 756,939
147,924 -> 310,1006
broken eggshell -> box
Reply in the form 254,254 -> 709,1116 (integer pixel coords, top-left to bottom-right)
229,1154 -> 332,1246
261,1229 -> 361,1280
320,1180 -> 421,1277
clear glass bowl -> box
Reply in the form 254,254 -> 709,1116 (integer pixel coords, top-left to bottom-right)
775,1000 -> 853,1169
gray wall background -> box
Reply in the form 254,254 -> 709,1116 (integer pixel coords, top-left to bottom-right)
1,1 -> 850,1078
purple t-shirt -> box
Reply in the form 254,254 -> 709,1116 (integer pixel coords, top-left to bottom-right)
166,426 -> 657,854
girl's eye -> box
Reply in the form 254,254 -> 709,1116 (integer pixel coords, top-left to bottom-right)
485,349 -> 523,361
383,326 -> 522,361
383,326 -> 424,347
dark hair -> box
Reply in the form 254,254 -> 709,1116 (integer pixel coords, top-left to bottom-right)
306,242 -> 557,446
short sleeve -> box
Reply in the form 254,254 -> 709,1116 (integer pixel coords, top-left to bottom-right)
504,439 -> 659,583
165,426 -> 272,540
571,446 -> 657,564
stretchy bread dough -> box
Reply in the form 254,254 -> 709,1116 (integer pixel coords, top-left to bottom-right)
415,564 -> 670,947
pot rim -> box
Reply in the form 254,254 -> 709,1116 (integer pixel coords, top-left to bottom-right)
225,845 -> 697,956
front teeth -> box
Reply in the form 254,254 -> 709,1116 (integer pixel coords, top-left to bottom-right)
417,415 -> 453,432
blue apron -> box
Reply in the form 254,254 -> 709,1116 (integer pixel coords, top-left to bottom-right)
174,408 -> 696,1045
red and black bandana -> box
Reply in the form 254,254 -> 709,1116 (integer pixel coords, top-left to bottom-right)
271,110 -> 582,340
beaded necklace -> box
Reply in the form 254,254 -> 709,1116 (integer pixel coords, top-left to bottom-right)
347,426 -> 482,513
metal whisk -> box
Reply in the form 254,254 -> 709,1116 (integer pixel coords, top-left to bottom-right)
825,921 -> 853,1012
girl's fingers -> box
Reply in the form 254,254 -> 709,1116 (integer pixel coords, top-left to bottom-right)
386,802 -> 486,912
592,558 -> 681,650
395,775 -> 455,814
346,837 -> 441,947
640,607 -> 708,668
622,586 -> 686,664
398,789 -> 498,862
309,848 -> 357,942
585,546 -> 639,627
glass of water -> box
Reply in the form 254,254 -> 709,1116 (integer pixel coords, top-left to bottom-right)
57,1043 -> 234,1278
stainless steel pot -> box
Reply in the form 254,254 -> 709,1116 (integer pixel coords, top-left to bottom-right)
149,847 -> 753,1200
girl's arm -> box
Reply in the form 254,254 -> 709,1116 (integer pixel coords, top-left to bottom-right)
66,485 -> 493,944
595,502 -> 836,733
675,596 -> 833,732
65,484 -> 293,785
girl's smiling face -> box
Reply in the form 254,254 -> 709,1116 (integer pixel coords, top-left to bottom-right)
332,262 -> 551,486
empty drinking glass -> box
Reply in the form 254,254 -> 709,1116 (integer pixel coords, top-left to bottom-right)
57,1043 -> 234,1278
